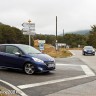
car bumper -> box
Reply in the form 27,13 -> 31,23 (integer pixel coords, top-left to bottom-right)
35,63 -> 56,73
83,51 -> 95,55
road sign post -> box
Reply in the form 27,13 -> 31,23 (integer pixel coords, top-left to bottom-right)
22,20 -> 35,45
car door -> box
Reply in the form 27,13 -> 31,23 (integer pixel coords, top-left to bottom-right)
0,45 -> 6,67
4,45 -> 25,69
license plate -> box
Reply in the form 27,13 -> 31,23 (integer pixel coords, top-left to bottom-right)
88,52 -> 91,53
48,64 -> 54,67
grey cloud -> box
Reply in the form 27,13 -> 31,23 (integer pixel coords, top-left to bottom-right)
0,0 -> 96,34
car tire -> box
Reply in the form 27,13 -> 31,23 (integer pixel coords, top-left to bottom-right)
83,52 -> 85,55
93,53 -> 95,56
24,63 -> 35,75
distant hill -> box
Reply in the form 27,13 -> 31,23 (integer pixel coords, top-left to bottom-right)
69,29 -> 90,35
60,29 -> 90,35
0,22 -> 3,25
67,30 -> 90,35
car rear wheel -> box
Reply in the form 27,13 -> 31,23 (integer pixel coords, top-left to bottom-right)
24,63 -> 35,75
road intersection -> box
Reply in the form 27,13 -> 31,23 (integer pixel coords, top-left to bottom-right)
0,50 -> 96,96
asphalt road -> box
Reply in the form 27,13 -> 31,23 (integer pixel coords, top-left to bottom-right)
70,50 -> 96,72
0,50 -> 96,96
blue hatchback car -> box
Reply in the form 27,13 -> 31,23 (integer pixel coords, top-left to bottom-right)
0,44 -> 55,74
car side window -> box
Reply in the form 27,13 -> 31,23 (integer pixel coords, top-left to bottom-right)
0,45 -> 6,52
6,46 -> 22,55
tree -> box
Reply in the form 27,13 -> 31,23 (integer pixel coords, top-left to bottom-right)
0,24 -> 34,46
63,34 -> 87,47
87,25 -> 96,48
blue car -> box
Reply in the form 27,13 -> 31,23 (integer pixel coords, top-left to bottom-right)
0,44 -> 55,74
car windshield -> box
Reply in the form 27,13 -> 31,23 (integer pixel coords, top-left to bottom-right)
84,46 -> 93,49
18,44 -> 41,54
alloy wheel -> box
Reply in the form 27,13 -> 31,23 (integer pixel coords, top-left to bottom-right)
24,63 -> 35,75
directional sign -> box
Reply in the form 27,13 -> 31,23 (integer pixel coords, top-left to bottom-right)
38,40 -> 45,44
22,27 -> 35,32
23,32 -> 36,35
22,22 -> 35,36
22,23 -> 35,28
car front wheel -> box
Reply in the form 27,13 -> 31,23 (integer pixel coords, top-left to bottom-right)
24,63 -> 35,75
82,52 -> 85,55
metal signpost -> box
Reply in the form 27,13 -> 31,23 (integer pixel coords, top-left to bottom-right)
56,16 -> 58,51
22,20 -> 35,45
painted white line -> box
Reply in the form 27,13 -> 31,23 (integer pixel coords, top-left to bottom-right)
18,64 -> 95,89
69,50 -> 75,56
18,75 -> 89,89
0,79 -> 28,96
56,63 -> 95,76
81,65 -> 95,76
56,63 -> 81,66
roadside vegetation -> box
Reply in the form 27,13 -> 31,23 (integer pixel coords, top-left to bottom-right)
0,22 -> 96,50
41,44 -> 72,58
0,87 -> 17,96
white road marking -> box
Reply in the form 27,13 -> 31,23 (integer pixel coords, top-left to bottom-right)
81,65 -> 95,76
0,79 -> 28,96
69,50 -> 75,56
18,75 -> 89,89
17,64 -> 95,89
57,64 -> 95,76
56,63 -> 81,66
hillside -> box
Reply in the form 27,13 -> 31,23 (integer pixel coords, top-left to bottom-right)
60,29 -> 90,35
70,29 -> 90,35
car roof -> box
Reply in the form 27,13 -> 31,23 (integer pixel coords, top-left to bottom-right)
0,44 -> 25,46
0,44 -> 29,48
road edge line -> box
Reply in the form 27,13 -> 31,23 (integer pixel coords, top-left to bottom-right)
0,79 -> 28,96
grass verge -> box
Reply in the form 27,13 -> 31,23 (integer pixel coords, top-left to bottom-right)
36,44 -> 72,58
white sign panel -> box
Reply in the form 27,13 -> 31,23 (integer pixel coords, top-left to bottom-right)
22,23 -> 35,28
22,28 -> 35,32
23,32 -> 36,35
22,22 -> 35,36
39,43 -> 44,51
38,40 -> 45,44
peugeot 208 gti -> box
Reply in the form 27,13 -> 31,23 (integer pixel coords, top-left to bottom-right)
0,44 -> 55,74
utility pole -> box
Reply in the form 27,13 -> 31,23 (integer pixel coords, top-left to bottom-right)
63,29 -> 64,36
56,16 -> 58,50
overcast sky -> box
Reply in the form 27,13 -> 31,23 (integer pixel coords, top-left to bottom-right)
0,0 -> 96,34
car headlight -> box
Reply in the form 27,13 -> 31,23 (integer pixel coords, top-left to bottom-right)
32,57 -> 44,63
92,49 -> 95,52
84,49 -> 87,51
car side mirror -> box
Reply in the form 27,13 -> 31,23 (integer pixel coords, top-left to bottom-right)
15,52 -> 21,56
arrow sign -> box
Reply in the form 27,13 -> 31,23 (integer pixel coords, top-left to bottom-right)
23,32 -> 36,35
22,23 -> 35,28
22,27 -> 35,32
22,22 -> 36,36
